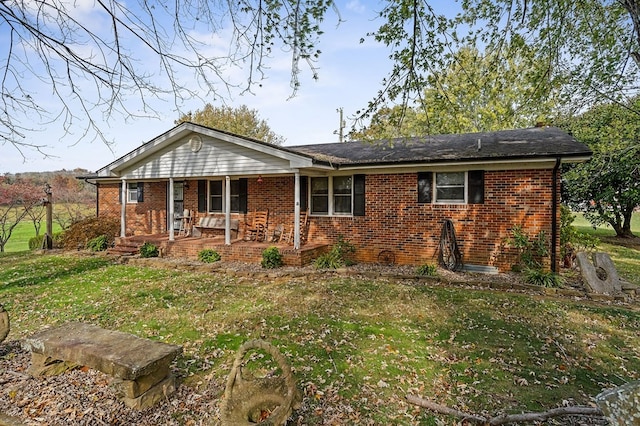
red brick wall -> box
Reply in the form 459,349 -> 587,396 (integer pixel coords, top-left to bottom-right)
303,170 -> 559,271
98,182 -> 168,236
98,170 -> 560,271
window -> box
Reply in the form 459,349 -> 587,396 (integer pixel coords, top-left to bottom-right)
436,172 -> 465,203
310,177 -> 329,214
333,176 -> 352,214
208,179 -> 245,212
127,182 -> 143,203
417,171 -> 484,204
209,181 -> 223,212
310,175 -> 359,215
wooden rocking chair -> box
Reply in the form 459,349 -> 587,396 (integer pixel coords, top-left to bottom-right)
245,210 -> 269,241
282,211 -> 308,245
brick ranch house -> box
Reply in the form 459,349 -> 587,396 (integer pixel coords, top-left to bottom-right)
86,122 -> 591,272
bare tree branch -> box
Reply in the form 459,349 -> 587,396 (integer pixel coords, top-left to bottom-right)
406,394 -> 605,425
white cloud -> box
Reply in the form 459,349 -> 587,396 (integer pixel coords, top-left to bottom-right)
345,0 -> 367,14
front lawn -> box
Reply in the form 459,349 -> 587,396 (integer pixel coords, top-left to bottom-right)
1,252 -> 639,424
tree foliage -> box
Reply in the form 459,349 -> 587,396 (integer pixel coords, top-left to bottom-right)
176,104 -> 285,145
4,1 -> 640,156
356,0 -> 640,128
351,45 -> 561,139
561,97 -> 640,238
418,45 -> 561,134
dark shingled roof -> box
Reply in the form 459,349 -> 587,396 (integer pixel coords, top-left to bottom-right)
288,126 -> 591,167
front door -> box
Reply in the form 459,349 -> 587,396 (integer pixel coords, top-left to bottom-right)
167,182 -> 184,231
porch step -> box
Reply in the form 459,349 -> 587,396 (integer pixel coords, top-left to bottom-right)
107,246 -> 139,256
108,238 -> 142,256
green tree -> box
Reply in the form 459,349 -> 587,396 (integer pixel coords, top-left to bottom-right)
561,97 -> 640,238
357,1 -> 640,125
419,45 -> 562,134
176,104 -> 285,145
352,45 -> 561,138
348,105 -> 422,140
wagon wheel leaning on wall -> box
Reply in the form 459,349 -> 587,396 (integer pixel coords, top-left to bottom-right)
439,219 -> 463,271
0,304 -> 9,344
220,339 -> 301,426
377,250 -> 395,265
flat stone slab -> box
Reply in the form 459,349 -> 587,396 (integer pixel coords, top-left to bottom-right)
24,322 -> 182,381
596,380 -> 640,425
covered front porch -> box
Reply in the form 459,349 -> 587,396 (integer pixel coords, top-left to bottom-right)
112,234 -> 329,267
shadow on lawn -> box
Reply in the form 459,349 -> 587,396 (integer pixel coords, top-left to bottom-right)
0,254 -> 112,290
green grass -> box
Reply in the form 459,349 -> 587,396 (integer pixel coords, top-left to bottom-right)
1,252 -> 640,424
571,211 -> 640,237
571,211 -> 640,286
3,221 -> 63,253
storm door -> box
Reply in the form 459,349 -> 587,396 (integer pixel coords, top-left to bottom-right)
167,182 -> 184,231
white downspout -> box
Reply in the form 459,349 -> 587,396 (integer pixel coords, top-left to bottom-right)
225,175 -> 231,245
169,178 -> 175,241
120,179 -> 127,237
294,171 -> 301,250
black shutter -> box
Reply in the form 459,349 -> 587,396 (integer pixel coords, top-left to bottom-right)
300,176 -> 308,212
468,170 -> 484,204
353,174 -> 366,216
137,182 -> 144,202
417,172 -> 433,203
197,180 -> 207,212
239,178 -> 248,213
118,182 -> 122,204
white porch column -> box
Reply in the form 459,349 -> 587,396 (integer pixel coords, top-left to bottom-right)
120,179 -> 127,237
225,175 -> 231,245
294,171 -> 301,250
168,178 -> 175,241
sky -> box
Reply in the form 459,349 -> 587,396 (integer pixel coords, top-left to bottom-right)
0,0 -> 406,174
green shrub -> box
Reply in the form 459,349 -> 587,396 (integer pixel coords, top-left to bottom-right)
315,235 -> 356,269
506,226 -> 549,270
139,242 -> 159,258
198,249 -> 221,263
261,246 -> 283,269
87,235 -> 108,252
59,217 -> 119,250
560,205 -> 600,265
416,263 -> 438,276
524,268 -> 564,287
28,232 -> 63,250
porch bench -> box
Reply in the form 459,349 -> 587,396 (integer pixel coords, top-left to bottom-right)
192,216 -> 239,238
24,322 -> 182,410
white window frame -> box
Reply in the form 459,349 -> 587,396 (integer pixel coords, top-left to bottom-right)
310,175 -> 353,216
208,179 -> 241,213
434,172 -> 467,204
126,182 -> 139,204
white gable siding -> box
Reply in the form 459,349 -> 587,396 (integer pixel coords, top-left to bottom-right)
120,136 -> 296,179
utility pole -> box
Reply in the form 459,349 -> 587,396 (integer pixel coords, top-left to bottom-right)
333,107 -> 346,142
